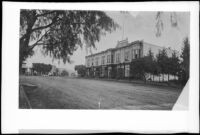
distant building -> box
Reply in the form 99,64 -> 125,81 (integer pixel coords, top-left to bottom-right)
48,65 -> 57,76
49,66 -> 69,76
21,62 -> 27,74
85,39 -> 175,79
71,72 -> 77,77
57,68 -> 68,76
21,62 -> 33,75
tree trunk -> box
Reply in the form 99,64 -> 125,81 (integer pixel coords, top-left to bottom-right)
19,13 -> 37,74
153,74 -> 154,82
168,74 -> 170,85
144,75 -> 146,84
150,74 -> 152,81
19,59 -> 23,75
168,74 -> 169,82
163,74 -> 164,82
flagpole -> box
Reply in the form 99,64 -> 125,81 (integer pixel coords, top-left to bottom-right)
122,19 -> 125,40
121,11 -> 126,40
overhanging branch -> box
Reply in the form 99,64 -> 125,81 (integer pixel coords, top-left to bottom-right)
28,29 -> 50,51
36,11 -> 57,18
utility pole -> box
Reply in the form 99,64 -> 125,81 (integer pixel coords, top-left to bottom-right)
122,18 -> 125,40
121,11 -> 127,40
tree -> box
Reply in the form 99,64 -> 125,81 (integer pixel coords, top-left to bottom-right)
153,60 -> 161,82
144,49 -> 155,81
179,37 -> 190,85
156,49 -> 169,82
55,68 -> 60,76
169,50 -> 180,80
32,63 -> 52,75
20,10 -> 119,73
130,58 -> 146,81
61,70 -> 69,76
165,53 -> 172,82
116,67 -> 124,79
75,65 -> 87,77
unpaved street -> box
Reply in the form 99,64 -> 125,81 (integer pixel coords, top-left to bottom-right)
19,76 -> 182,109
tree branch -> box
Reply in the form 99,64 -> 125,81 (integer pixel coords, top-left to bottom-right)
31,17 -> 62,32
31,21 -> 56,32
28,29 -> 50,51
36,11 -> 57,18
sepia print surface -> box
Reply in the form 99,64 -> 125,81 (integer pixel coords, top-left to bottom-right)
19,10 -> 190,109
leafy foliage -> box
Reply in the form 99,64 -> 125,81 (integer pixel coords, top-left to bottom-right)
179,37 -> 190,85
32,63 -> 52,75
130,48 -> 182,83
156,48 -> 170,81
144,49 -> 155,74
75,65 -> 87,77
169,51 -> 180,77
61,70 -> 69,76
20,10 -> 119,72
130,58 -> 146,80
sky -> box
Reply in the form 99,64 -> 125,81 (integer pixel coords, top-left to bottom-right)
25,11 -> 190,72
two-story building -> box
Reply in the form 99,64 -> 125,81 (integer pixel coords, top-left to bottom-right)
85,38 -> 175,79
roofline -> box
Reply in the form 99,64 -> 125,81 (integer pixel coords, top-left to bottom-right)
85,40 -> 142,58
85,40 -> 180,59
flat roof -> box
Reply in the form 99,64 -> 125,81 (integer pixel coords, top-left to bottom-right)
86,40 -> 142,58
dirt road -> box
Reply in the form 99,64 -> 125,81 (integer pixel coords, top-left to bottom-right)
19,76 -> 182,110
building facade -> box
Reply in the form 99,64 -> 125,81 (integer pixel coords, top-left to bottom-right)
85,39 -> 174,79
21,62 -> 33,75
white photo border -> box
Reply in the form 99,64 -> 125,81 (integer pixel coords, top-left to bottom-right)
2,1 -> 199,133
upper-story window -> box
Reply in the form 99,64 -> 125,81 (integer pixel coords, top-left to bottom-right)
87,58 -> 90,67
91,58 -> 94,66
101,56 -> 105,65
125,51 -> 130,61
132,49 -> 134,59
135,50 -> 138,59
139,49 -> 141,58
107,55 -> 111,64
95,57 -> 99,66
134,49 -> 141,59
116,53 -> 120,63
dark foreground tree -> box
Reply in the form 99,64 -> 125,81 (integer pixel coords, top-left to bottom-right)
130,58 -> 146,81
144,49 -> 155,81
20,10 -> 119,73
169,50 -> 180,80
156,49 -> 169,82
61,70 -> 69,76
32,63 -> 52,75
179,37 -> 190,85
75,65 -> 87,77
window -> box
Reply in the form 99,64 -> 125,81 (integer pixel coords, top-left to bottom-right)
107,55 -> 111,63
132,49 -> 134,59
91,58 -> 94,66
95,57 -> 99,66
134,49 -> 141,59
125,51 -> 130,61
87,59 -> 90,67
125,65 -> 130,77
138,49 -> 141,58
116,53 -> 120,63
135,49 -> 139,59
101,56 -> 105,65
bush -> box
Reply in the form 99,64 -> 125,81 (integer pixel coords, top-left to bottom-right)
61,70 -> 69,76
